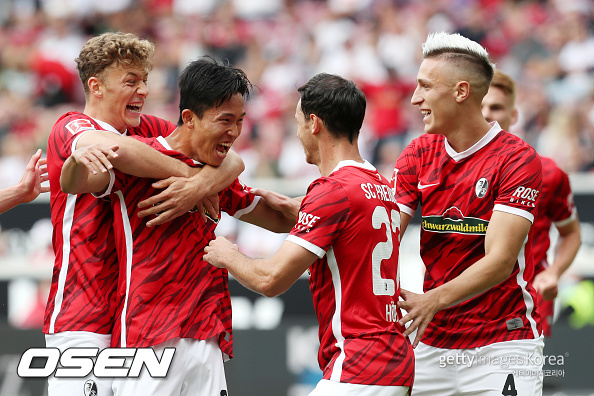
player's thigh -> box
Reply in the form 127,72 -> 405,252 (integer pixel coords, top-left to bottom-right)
459,337 -> 544,396
45,332 -> 113,396
309,379 -> 409,396
182,337 -> 227,396
410,343 -> 459,396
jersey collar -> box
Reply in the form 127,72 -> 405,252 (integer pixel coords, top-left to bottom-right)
90,117 -> 127,136
331,159 -> 376,174
444,121 -> 502,162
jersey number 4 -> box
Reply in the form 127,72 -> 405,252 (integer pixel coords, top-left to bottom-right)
371,206 -> 400,296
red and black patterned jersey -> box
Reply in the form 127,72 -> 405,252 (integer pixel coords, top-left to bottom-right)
106,137 -> 257,357
392,123 -> 543,349
44,112 -> 175,335
532,156 -> 577,274
287,160 -> 414,387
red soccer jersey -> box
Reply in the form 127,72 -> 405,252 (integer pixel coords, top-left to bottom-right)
287,160 -> 414,387
44,112 -> 175,334
393,123 -> 543,349
532,156 -> 576,274
106,137 -> 257,358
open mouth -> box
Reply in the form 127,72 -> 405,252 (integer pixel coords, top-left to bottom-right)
421,109 -> 431,117
216,142 -> 232,156
127,103 -> 142,113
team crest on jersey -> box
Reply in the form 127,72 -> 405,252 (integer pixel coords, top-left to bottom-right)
83,380 -> 98,396
475,177 -> 488,198
422,206 -> 488,235
66,119 -> 95,135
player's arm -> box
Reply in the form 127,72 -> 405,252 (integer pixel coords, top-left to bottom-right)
205,237 -> 317,297
399,210 -> 531,347
137,150 -> 245,227
399,211 -> 413,239
250,187 -> 302,223
533,216 -> 581,300
237,195 -> 298,233
0,149 -> 49,213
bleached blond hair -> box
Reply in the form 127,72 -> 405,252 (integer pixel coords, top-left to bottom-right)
422,32 -> 495,97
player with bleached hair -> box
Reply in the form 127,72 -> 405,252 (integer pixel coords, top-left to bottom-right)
393,32 -> 544,395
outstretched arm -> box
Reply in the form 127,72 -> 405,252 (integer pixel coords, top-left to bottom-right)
0,149 -> 49,213
398,210 -> 531,347
204,237 -> 317,297
533,217 -> 581,300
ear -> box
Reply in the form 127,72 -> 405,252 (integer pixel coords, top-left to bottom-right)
310,114 -> 321,135
88,77 -> 103,99
181,109 -> 194,128
511,107 -> 519,126
455,80 -> 470,103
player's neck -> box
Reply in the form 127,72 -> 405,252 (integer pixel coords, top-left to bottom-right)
318,140 -> 364,177
444,117 -> 492,153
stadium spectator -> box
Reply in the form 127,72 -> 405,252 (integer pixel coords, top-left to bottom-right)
205,73 -> 414,395
60,56 -> 295,396
482,68 -> 582,337
393,32 -> 544,395
43,32 -> 242,396
0,149 -> 48,214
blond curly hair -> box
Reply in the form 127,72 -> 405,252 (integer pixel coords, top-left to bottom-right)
76,32 -> 155,96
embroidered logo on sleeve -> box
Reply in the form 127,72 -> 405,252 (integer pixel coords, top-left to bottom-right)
66,119 -> 95,135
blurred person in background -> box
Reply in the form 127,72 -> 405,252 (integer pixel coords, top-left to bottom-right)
482,68 -> 582,338
44,32 -> 243,396
0,149 -> 48,214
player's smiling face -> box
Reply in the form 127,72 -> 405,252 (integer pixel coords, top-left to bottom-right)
96,64 -> 149,133
411,57 -> 460,135
189,93 -> 245,166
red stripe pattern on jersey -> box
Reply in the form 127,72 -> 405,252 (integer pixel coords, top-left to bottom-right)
532,156 -> 576,273
288,162 -> 414,387
393,127 -> 543,349
44,113 -> 174,334
108,137 -> 255,358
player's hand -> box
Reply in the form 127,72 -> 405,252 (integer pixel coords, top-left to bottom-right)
533,268 -> 560,301
19,149 -> 50,203
251,188 -> 302,221
204,236 -> 238,269
137,177 -> 220,227
398,289 -> 441,348
72,143 -> 119,175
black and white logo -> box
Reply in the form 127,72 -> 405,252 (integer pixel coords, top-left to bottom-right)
84,379 -> 98,396
475,178 -> 488,198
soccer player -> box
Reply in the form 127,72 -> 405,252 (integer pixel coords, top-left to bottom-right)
44,33 -> 242,396
61,56 -> 295,396
393,32 -> 544,395
0,149 -> 48,214
205,73 -> 415,396
482,69 -> 582,337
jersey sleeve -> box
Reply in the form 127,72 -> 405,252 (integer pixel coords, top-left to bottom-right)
392,141 -> 419,217
493,145 -> 542,223
547,165 -> 577,226
220,179 -> 259,218
286,179 -> 350,258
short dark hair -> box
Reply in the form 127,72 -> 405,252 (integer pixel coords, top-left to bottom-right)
177,56 -> 253,124
297,73 -> 366,143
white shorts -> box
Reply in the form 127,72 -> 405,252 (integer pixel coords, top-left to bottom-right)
413,337 -> 544,396
309,379 -> 410,396
45,331 -> 113,396
113,337 -> 227,396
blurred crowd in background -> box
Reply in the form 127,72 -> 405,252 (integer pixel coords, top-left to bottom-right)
1,0 -> 594,188
0,0 -> 593,330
